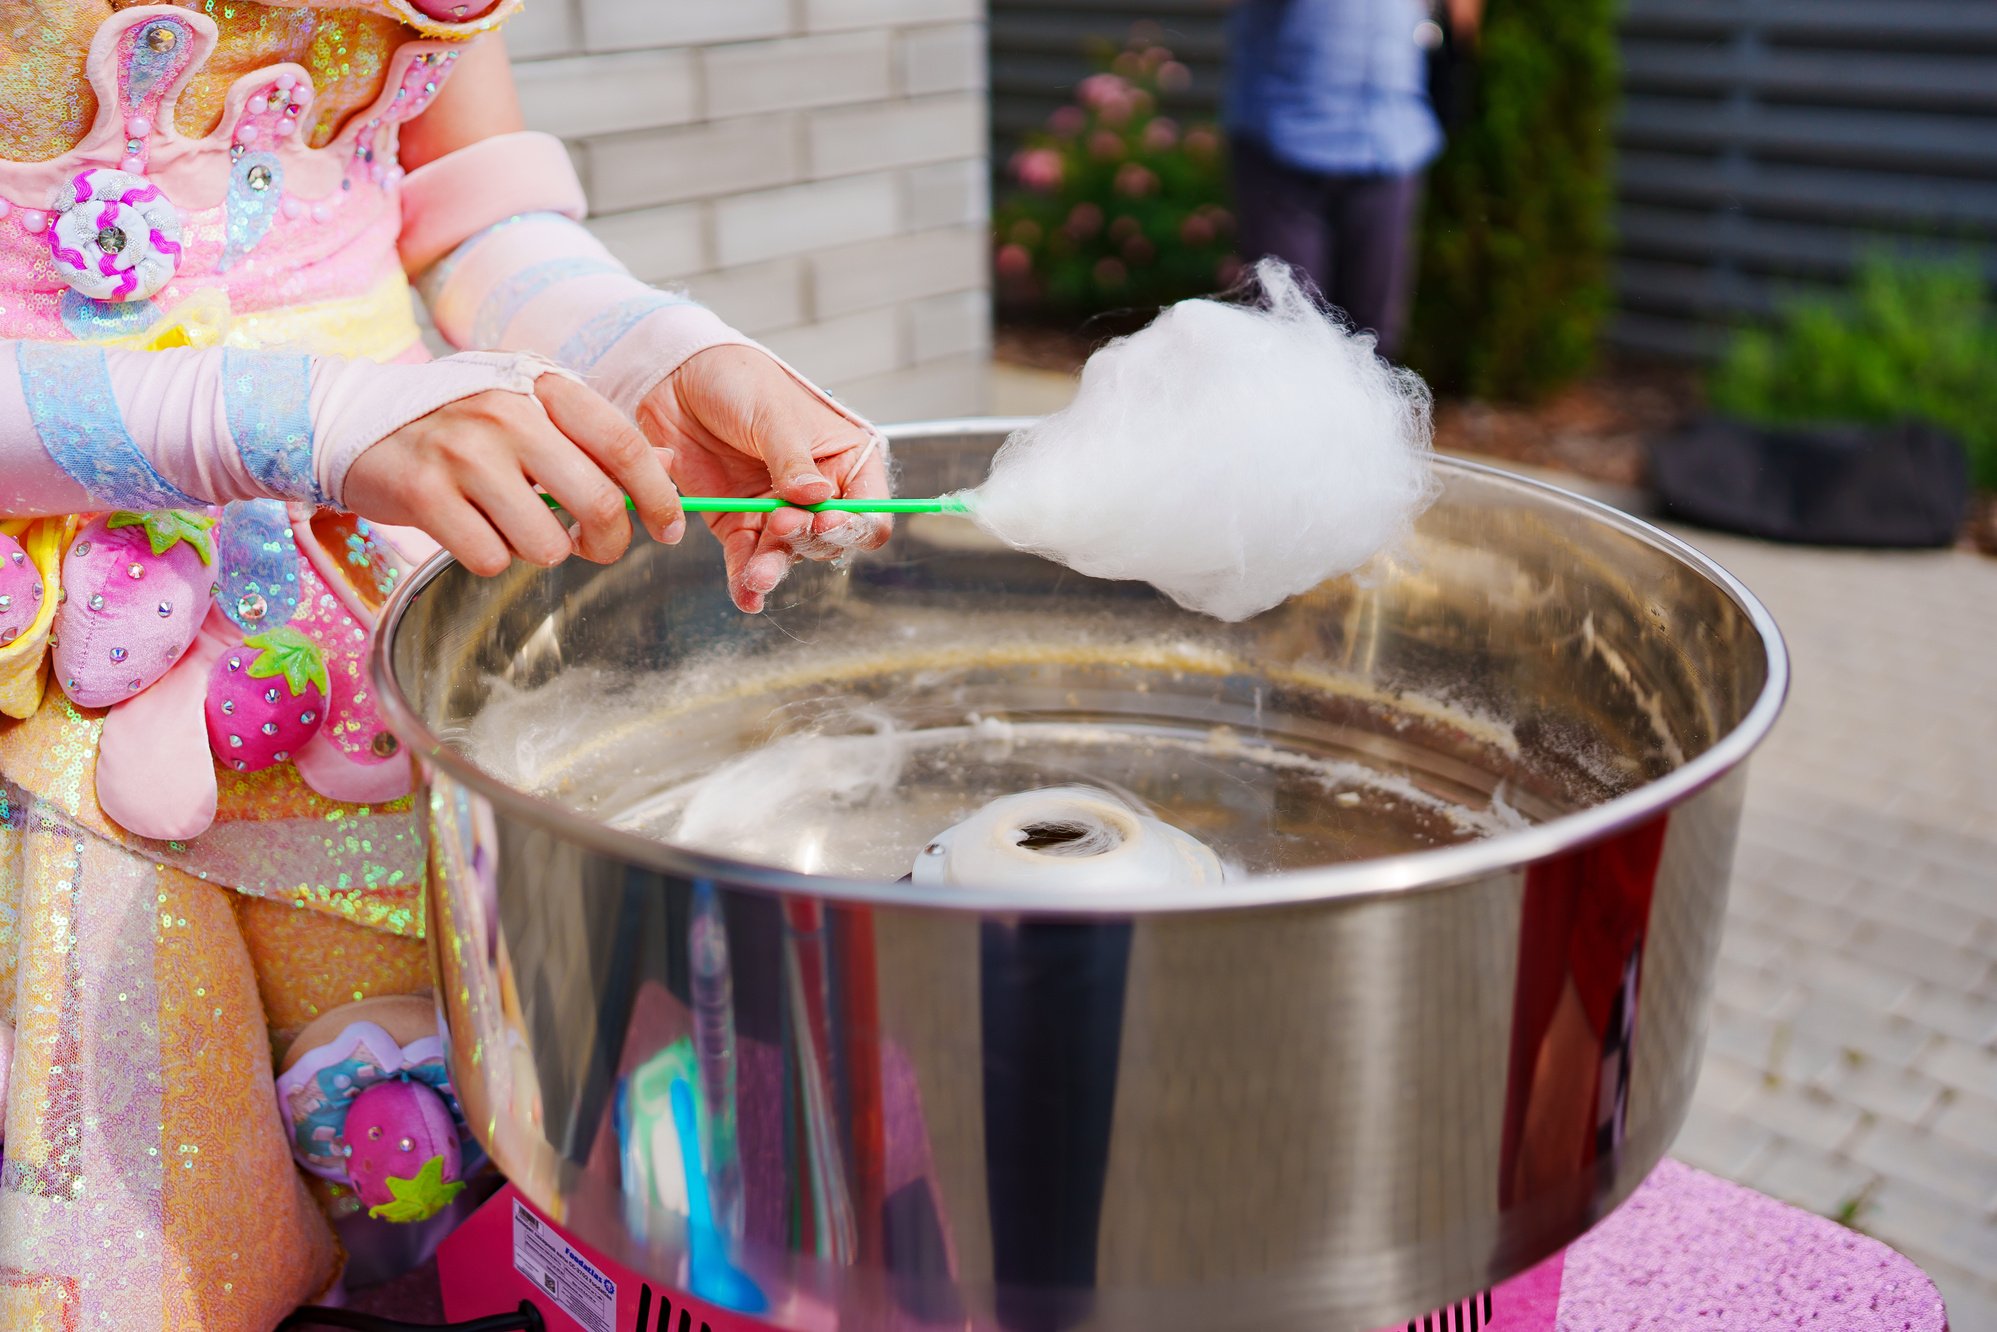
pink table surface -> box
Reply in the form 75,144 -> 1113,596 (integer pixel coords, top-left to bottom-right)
1554,1158 -> 1948,1331
363,1157 -> 1950,1331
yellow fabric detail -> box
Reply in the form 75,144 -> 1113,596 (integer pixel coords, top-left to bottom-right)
100,271 -> 424,361
0,516 -> 78,720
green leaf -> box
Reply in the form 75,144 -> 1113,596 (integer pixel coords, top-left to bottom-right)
365,1155 -> 466,1224
1705,249 -> 1997,488
106,510 -> 216,565
243,626 -> 329,698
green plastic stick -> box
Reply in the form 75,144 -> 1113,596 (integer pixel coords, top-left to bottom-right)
541,492 -> 971,515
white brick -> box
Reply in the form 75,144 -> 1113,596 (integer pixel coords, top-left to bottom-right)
502,0 -> 576,61
907,288 -> 991,362
898,23 -> 986,97
1666,1103 -> 1774,1180
1692,1050 -> 1767,1115
516,50 -> 697,138
833,353 -> 989,424
1819,1057 -> 1947,1125
712,173 -> 900,267
1931,1089 -> 1997,1154
902,158 -> 988,230
1922,1036 -> 1997,1102
586,116 -> 802,213
806,0 -> 980,34
1849,1118 -> 1997,1211
1864,1179 -> 1997,1296
811,226 -> 985,317
679,259 -> 809,337
582,0 -> 792,52
1741,1142 -> 1875,1218
703,32 -> 894,119
1739,1083 -> 1865,1155
808,94 -> 985,178
762,308 -> 903,386
585,204 -> 708,283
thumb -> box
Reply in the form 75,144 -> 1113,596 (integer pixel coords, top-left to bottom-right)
754,403 -> 839,506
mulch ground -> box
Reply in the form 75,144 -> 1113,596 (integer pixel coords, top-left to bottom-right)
995,322 -> 1997,555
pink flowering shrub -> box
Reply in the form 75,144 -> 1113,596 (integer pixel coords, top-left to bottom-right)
995,32 -> 1238,317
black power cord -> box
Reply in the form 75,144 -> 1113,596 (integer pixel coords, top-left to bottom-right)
277,1300 -> 545,1332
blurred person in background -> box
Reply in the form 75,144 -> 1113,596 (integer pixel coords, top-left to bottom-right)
1224,0 -> 1481,358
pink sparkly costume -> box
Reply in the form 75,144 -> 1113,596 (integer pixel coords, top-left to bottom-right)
0,4 -> 860,1327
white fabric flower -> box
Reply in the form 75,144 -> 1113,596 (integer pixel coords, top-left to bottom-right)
49,168 -> 183,303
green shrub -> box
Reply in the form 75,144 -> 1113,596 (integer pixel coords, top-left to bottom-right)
1407,0 -> 1620,400
1710,252 -> 1997,490
993,33 -> 1238,318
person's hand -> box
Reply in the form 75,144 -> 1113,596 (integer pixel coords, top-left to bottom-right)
344,374 -> 682,577
637,344 -> 890,613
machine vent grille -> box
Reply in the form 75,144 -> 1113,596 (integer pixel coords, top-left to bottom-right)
634,1283 -> 712,1332
1406,1287 -> 1495,1332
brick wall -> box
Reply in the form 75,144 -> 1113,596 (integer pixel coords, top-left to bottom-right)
504,0 -> 993,423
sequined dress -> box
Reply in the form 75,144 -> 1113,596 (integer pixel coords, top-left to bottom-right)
0,4 -> 518,1326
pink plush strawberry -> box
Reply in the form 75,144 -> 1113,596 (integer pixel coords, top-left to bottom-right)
54,511 -> 215,707
0,532 -> 40,648
205,626 -> 328,772
341,1080 -> 465,1221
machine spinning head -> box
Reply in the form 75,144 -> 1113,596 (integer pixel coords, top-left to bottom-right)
910,785 -> 1226,891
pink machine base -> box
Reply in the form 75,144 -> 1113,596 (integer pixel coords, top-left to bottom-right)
436,1159 -> 1950,1332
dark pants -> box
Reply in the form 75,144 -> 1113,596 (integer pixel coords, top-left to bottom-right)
1230,136 -> 1424,358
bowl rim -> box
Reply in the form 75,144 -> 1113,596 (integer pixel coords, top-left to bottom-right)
370,418 -> 1790,915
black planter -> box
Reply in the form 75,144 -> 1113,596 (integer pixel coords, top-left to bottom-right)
1649,416 -> 1970,548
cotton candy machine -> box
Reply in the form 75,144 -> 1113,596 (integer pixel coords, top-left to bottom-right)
375,420 -> 1787,1331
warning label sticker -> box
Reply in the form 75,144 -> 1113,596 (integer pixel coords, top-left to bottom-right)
512,1199 -> 617,1332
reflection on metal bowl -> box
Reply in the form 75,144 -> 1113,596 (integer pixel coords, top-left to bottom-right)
374,420 -> 1786,1330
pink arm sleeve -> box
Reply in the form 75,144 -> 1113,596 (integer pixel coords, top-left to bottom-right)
408,132 -> 877,432
0,341 -> 553,519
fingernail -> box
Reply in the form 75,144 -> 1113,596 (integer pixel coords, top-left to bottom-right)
662,519 -> 686,545
566,522 -> 588,555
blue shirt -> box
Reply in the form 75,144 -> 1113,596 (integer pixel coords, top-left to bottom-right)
1225,0 -> 1443,177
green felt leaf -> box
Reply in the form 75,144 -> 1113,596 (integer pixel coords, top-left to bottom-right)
107,510 -> 216,565
366,1155 -> 465,1224
242,626 -> 329,698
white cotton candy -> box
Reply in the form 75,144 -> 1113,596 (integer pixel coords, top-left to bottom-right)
964,259 -> 1437,622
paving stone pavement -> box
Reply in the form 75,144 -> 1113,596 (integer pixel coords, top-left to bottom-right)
988,366 -> 1995,1323
1651,524 -> 1997,1330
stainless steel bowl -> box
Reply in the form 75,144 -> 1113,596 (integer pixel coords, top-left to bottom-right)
374,420 -> 1786,1331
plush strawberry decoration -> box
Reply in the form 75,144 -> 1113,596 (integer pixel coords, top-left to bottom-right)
0,532 -> 40,648
341,1080 -> 466,1222
53,510 -> 212,707
205,625 -> 329,772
